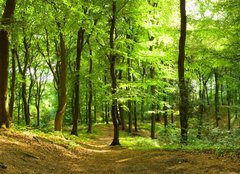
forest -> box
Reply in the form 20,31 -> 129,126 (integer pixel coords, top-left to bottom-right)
0,0 -> 240,173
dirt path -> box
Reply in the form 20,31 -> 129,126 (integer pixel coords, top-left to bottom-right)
0,125 -> 239,174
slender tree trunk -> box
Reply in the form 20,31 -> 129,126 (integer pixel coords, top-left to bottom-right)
234,90 -> 238,127
105,103 -> 109,124
163,96 -> 168,128
178,0 -> 188,144
21,78 -> 30,125
141,66 -> 146,122
150,65 -> 156,139
141,100 -> 144,122
15,35 -> 31,126
17,83 -> 21,125
85,89 -> 88,124
118,69 -> 126,130
109,1 -> 120,146
9,48 -> 16,118
133,100 -> 138,132
87,42 -> 93,133
214,71 -> 220,127
227,90 -> 231,130
197,80 -> 205,139
171,106 -> 174,124
94,98 -> 97,123
55,24 -> 67,131
35,72 -> 47,127
104,73 -> 109,124
71,28 -> 85,135
127,58 -> 132,133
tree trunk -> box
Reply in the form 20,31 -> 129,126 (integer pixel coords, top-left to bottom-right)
55,25 -> 67,131
16,35 -> 31,126
104,73 -> 109,124
71,28 -> 85,135
105,103 -> 109,124
214,71 -> 220,127
17,83 -> 21,125
171,106 -> 174,124
118,69 -> 126,130
150,65 -> 156,139
141,66 -> 146,122
0,0 -> 17,128
127,58 -> 132,133
133,100 -> 138,132
178,0 -> 188,144
227,90 -> 231,130
9,48 -> 16,118
163,96 -> 168,128
21,77 -> 30,125
109,1 -> 120,146
197,79 -> 205,139
87,42 -> 93,133
94,95 -> 97,123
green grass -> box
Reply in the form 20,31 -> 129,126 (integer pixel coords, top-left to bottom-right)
10,123 -> 102,149
119,123 -> 240,156
9,122 -> 240,157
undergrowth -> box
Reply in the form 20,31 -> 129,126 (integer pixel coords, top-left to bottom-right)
120,123 -> 240,156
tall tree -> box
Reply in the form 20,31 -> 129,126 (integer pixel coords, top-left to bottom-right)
109,0 -> 120,146
71,27 -> 85,135
54,22 -> 67,131
178,0 -> 188,144
0,0 -> 17,128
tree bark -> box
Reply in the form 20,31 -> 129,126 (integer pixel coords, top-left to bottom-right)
71,28 -> 85,135
227,90 -> 231,130
9,48 -> 16,118
127,58 -> 132,133
178,0 -> 188,144
118,70 -> 126,130
109,1 -> 120,146
214,71 -> 220,127
197,78 -> 205,139
150,65 -> 156,139
55,24 -> 67,131
87,42 -> 93,133
141,65 -> 146,122
133,100 -> 138,132
0,0 -> 17,128
15,34 -> 31,126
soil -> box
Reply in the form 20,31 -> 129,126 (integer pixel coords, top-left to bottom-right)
0,125 -> 239,174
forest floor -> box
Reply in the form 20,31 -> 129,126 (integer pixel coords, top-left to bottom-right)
0,124 -> 239,174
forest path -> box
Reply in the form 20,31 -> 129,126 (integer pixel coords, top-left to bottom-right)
0,125 -> 239,174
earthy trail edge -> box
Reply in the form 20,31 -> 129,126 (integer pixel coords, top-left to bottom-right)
0,125 -> 239,174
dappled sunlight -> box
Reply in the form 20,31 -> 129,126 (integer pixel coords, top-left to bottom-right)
116,157 -> 133,163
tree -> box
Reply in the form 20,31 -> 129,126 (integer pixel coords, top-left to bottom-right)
178,0 -> 188,144
0,0 -> 17,128
54,22 -> 68,131
109,0 -> 120,146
